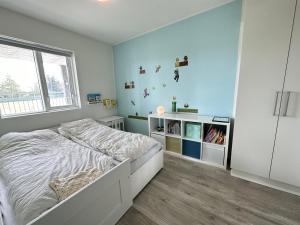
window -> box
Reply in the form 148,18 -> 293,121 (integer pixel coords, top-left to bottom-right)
0,36 -> 80,118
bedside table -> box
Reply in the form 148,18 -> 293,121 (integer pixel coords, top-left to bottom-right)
98,116 -> 124,131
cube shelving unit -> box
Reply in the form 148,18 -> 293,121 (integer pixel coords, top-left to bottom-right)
148,113 -> 231,169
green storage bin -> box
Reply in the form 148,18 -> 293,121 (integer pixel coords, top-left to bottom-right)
185,122 -> 201,139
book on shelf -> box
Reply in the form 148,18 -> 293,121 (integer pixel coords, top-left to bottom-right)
204,126 -> 225,145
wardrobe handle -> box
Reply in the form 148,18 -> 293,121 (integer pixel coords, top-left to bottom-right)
283,91 -> 291,117
273,91 -> 280,116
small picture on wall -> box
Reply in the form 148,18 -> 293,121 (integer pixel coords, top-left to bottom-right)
87,93 -> 101,104
139,66 -> 146,74
175,56 -> 188,67
125,81 -> 135,89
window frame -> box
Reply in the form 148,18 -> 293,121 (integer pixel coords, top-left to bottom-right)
0,35 -> 81,118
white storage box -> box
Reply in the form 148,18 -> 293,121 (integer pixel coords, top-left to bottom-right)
202,143 -> 225,165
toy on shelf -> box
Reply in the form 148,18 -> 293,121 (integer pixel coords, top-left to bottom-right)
175,56 -> 188,67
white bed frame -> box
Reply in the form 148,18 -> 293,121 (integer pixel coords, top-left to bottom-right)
27,160 -> 132,225
130,149 -> 164,198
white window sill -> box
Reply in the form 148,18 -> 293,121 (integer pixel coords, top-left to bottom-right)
0,106 -> 80,119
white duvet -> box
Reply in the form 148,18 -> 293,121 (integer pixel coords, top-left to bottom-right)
59,118 -> 161,162
0,129 -> 113,225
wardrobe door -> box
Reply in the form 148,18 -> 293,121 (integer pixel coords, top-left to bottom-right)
270,1 -> 300,187
231,0 -> 296,178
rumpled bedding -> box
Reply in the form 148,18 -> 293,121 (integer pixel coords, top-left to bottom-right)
58,118 -> 161,162
0,129 -> 113,225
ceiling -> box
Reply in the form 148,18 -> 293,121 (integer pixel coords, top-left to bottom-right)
0,0 -> 234,45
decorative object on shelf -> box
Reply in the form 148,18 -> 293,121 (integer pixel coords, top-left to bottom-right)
177,108 -> 198,113
157,118 -> 164,132
125,81 -> 135,89
184,103 -> 189,108
144,88 -> 150,98
128,115 -> 148,120
174,69 -> 179,82
155,65 -> 161,73
139,66 -> 146,74
172,96 -> 177,112
87,93 -> 101,104
156,105 -> 165,116
130,100 -> 135,106
212,116 -> 230,123
175,56 -> 188,67
163,83 -> 167,88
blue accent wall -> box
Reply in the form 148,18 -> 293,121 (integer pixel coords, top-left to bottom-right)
113,1 -> 242,135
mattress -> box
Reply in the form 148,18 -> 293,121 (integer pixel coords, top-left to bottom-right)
112,145 -> 162,174
130,145 -> 162,174
0,176 -> 17,225
0,129 -> 113,225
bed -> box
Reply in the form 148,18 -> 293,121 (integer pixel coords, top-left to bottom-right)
58,118 -> 164,198
0,129 -> 132,225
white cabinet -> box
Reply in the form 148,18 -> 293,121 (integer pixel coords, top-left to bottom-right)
270,1 -> 300,187
232,0 -> 296,178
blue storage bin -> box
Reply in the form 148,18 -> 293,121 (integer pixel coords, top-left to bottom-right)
182,140 -> 201,159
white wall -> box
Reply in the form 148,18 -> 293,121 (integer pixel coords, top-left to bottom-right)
0,7 -> 116,135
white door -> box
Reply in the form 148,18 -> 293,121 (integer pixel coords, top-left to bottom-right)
231,0 -> 296,178
270,1 -> 300,187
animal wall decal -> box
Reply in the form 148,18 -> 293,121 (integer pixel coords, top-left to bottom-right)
125,81 -> 135,89
144,88 -> 150,98
174,69 -> 179,82
155,65 -> 161,73
175,56 -> 188,67
139,66 -> 146,74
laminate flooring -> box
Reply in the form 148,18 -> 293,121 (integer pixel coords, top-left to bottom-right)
117,152 -> 300,225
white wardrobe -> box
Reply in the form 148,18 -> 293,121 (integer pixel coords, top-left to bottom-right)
232,0 -> 300,194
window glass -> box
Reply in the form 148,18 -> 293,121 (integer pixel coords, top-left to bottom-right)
42,52 -> 73,107
0,44 -> 43,116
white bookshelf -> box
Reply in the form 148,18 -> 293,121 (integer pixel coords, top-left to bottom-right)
148,113 -> 231,169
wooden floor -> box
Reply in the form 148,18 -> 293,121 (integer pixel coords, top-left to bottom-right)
117,153 -> 300,225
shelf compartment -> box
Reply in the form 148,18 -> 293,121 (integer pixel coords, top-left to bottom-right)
166,136 -> 181,154
184,122 -> 201,140
182,140 -> 201,159
202,143 -> 225,165
203,123 -> 227,145
149,117 -> 165,134
165,119 -> 181,136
